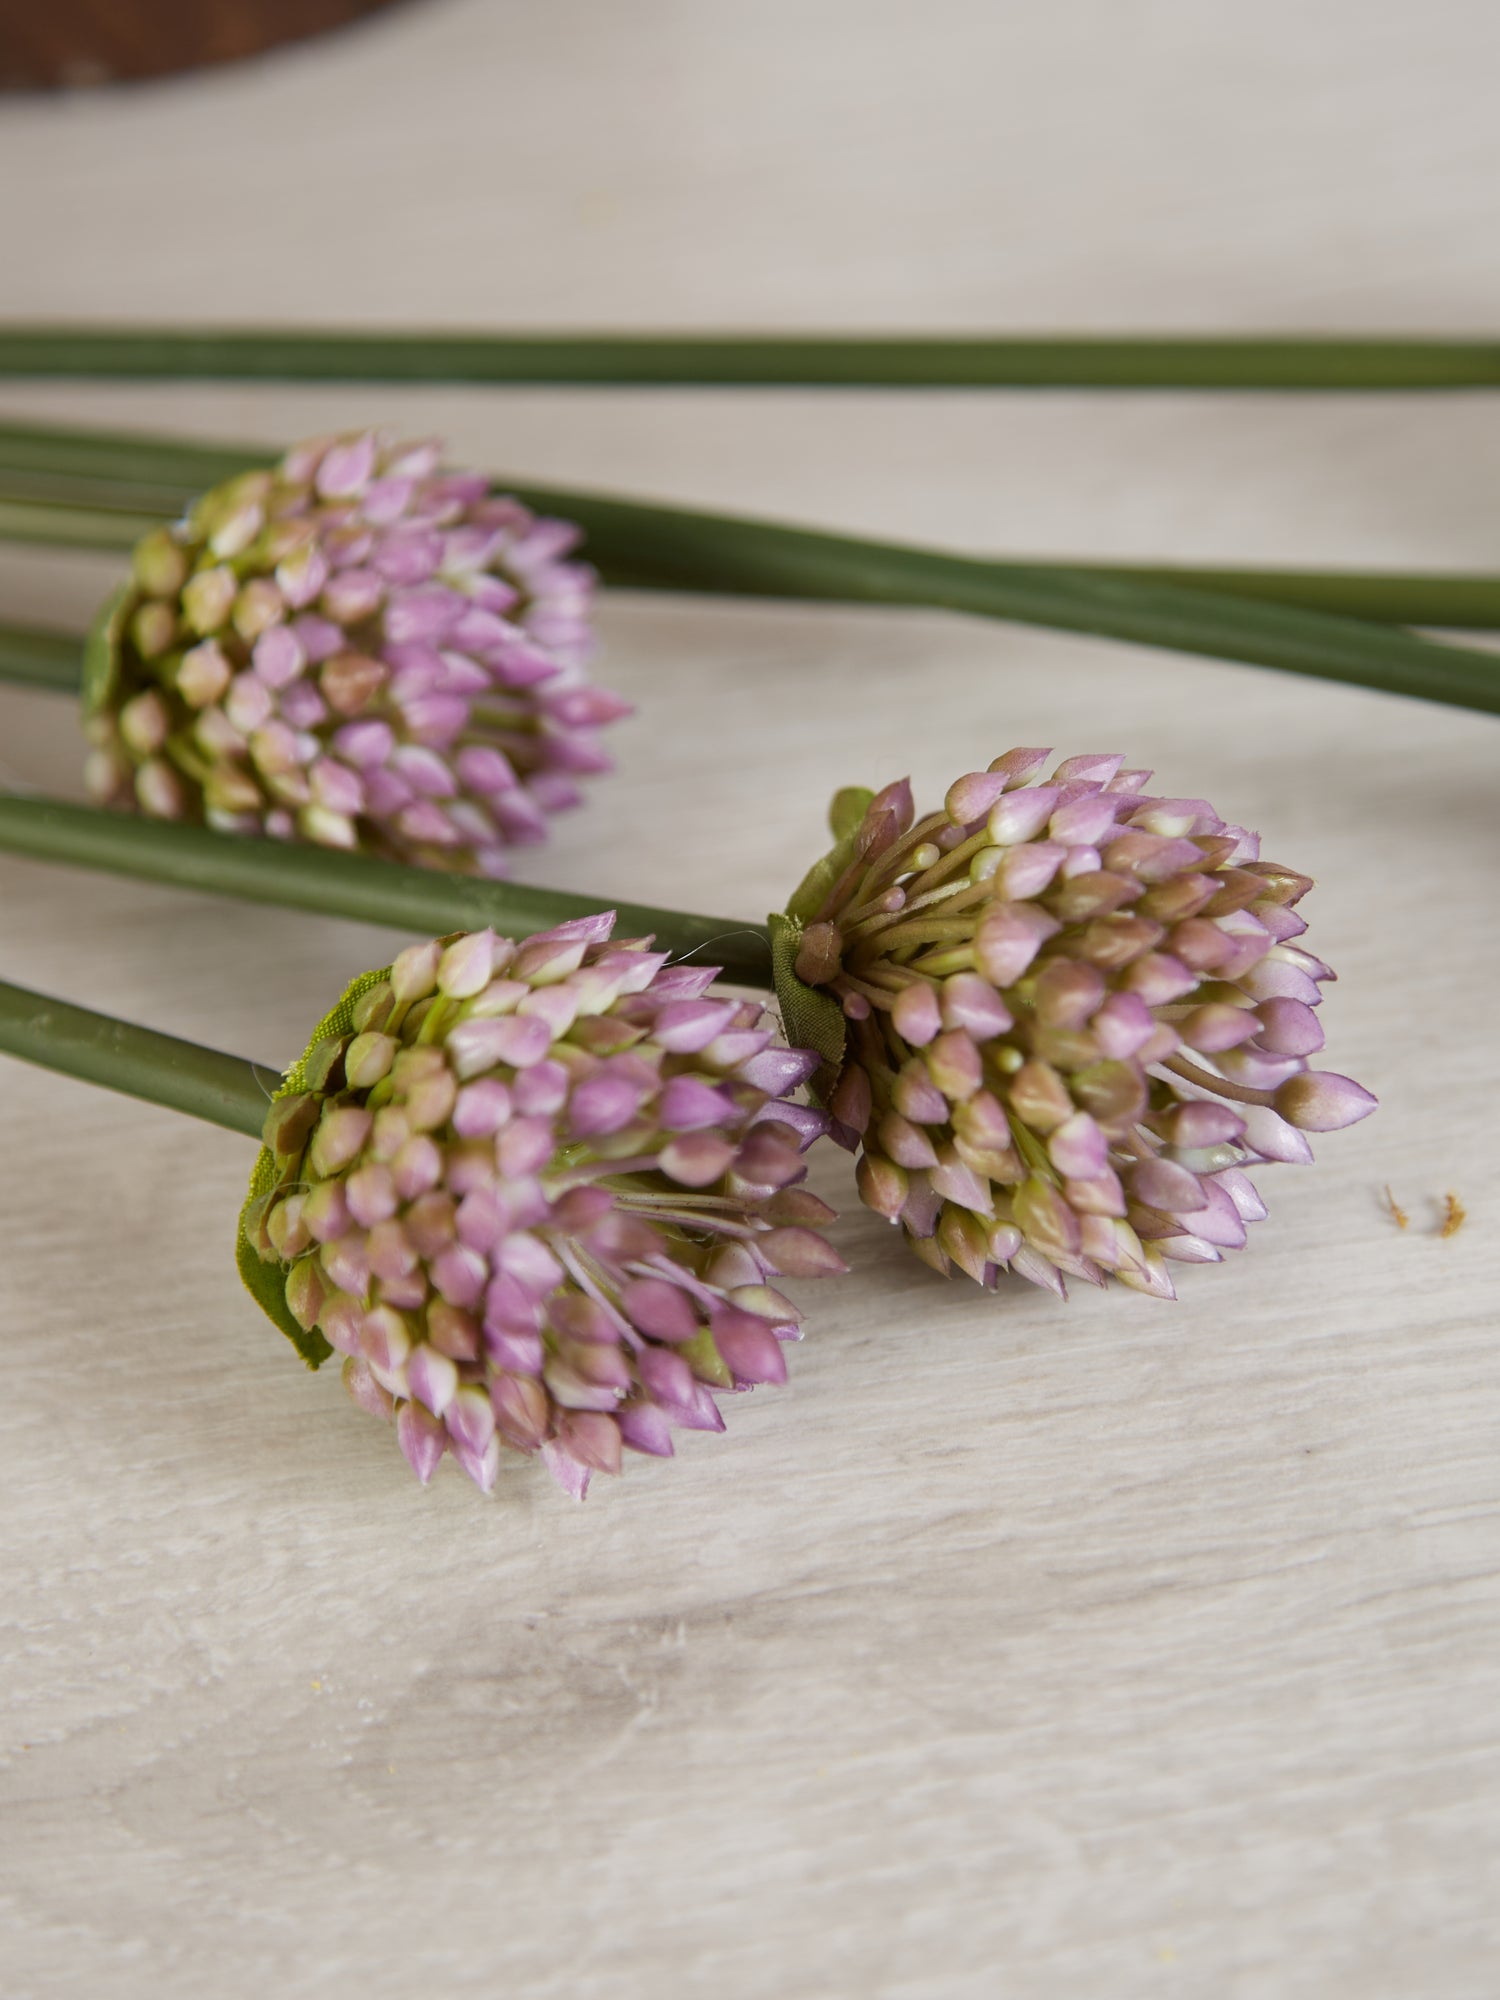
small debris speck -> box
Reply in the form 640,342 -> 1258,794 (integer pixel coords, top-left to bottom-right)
1383,1185 -> 1408,1229
1440,1192 -> 1466,1239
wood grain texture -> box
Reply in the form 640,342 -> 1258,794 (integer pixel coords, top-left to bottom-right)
1,3 -> 1498,1994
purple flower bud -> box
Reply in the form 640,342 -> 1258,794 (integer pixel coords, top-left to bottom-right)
1048,1112 -> 1109,1180
945,769 -> 1012,826
1052,752 -> 1124,787
454,1434 -> 502,1494
995,839 -> 1067,900
710,1308 -> 788,1387
1254,996 -> 1326,1056
406,1344 -> 459,1419
648,999 -> 736,1054
1273,1071 -> 1378,1133
941,972 -> 1013,1038
1241,959 -> 1324,1007
1158,1101 -> 1244,1149
437,928 -> 499,999
1237,1104 -> 1316,1165
988,787 -> 1063,847
738,1045 -> 821,1095
976,903 -> 1061,985
1157,1233 -> 1222,1265
759,1228 -> 850,1278
446,1013 -> 553,1078
1177,1002 -> 1261,1054
490,1373 -> 550,1450
617,1400 -> 676,1458
1049,792 -> 1121,847
540,1441 -> 592,1501
659,1074 -> 735,1131
343,1355 -> 395,1419
892,980 -> 943,1047
988,746 -> 1052,789
1091,990 -> 1155,1059
1129,1155 -> 1209,1215
1183,1179 -> 1248,1249
452,1077 -> 513,1137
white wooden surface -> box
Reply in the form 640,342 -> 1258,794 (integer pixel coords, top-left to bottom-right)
2,5 -> 1498,1995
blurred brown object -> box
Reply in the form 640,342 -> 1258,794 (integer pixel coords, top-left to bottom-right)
0,0 -> 411,89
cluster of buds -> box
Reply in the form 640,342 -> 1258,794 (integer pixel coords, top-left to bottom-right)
85,430 -> 628,874
782,750 -> 1375,1300
242,916 -> 845,1497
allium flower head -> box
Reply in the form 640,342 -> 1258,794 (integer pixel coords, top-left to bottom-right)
85,430 -> 628,874
772,752 -> 1375,1301
240,916 -> 844,1497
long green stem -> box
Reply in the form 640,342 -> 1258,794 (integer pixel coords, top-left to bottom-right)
0,794 -> 775,988
9,563 -> 1500,720
1078,565 -> 1500,629
5,328 -> 1500,388
0,419 -> 253,490
1,450 -> 1498,715
0,974 -> 272,1136
1,421 -> 1497,711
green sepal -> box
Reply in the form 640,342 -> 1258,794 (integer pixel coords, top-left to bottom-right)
785,785 -> 874,924
82,582 -> 131,717
235,959 -> 393,1371
768,911 -> 846,1105
828,785 -> 875,842
773,783 -> 876,1097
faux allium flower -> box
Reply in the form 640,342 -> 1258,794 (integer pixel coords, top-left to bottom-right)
84,430 -> 628,875
239,915 -> 845,1497
772,751 -> 1375,1301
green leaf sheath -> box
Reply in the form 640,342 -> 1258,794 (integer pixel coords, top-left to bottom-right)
767,912 -> 847,1100
238,962 -> 393,1370
0,794 -> 775,989
5,329 -> 1500,387
0,974 -> 272,1137
0,424 -> 1497,709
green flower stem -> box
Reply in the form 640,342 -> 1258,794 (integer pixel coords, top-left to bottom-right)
0,974 -> 271,1137
4,328 -> 1500,389
1,426 -> 1497,711
0,793 -> 775,988
1083,566 -> 1500,629
0,418 -> 253,490
605,558 -> 1500,637
386,486 -> 1500,715
0,622 -> 85,691
8,567 -> 1500,698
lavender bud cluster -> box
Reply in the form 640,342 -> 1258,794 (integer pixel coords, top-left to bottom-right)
785,750 -> 1375,1300
86,430 -> 628,874
243,916 -> 845,1497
